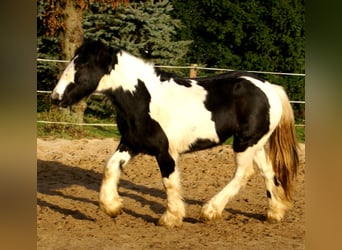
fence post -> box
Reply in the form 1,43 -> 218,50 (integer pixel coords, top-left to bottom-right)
190,64 -> 197,78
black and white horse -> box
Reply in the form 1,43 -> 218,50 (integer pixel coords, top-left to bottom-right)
51,39 -> 299,227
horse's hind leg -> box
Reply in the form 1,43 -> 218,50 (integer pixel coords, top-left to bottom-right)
201,146 -> 256,221
99,141 -> 135,217
253,147 -> 291,222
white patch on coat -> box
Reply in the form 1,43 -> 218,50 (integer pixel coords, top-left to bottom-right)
51,57 -> 77,100
147,80 -> 219,154
96,51 -> 157,93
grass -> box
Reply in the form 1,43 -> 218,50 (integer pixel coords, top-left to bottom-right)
38,112 -> 305,144
37,111 -> 120,139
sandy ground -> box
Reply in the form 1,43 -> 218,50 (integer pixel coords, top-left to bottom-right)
37,138 -> 305,249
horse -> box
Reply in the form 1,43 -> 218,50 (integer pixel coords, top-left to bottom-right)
51,39 -> 299,228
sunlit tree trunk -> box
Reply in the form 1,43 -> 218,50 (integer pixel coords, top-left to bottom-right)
59,0 -> 86,123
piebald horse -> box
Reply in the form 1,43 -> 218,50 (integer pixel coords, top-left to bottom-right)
51,39 -> 299,227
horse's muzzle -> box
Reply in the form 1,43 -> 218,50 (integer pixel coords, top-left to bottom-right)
50,91 -> 59,100
50,91 -> 61,104
50,92 -> 69,108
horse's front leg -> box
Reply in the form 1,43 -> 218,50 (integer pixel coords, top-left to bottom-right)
99,141 -> 135,217
156,152 -> 185,228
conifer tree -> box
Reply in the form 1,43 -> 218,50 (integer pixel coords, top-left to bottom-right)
83,0 -> 192,65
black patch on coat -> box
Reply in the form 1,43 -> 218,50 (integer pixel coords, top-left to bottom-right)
154,68 -> 192,87
187,139 -> 218,152
104,79 -> 175,178
197,71 -> 270,152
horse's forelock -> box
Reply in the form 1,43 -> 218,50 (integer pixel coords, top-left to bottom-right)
74,40 -> 119,74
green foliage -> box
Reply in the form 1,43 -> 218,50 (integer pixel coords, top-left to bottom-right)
171,0 -> 304,72
83,0 -> 192,65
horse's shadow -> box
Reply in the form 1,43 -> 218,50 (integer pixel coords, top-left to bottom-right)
37,160 -> 265,224
37,159 -> 170,223
225,208 -> 267,221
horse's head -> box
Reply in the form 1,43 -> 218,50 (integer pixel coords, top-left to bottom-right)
51,39 -> 119,107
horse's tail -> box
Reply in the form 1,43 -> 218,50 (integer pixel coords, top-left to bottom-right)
269,85 -> 299,201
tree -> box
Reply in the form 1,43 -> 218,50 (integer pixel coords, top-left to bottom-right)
82,0 -> 192,65
38,0 -> 129,60
171,0 -> 304,71
37,0 -> 129,121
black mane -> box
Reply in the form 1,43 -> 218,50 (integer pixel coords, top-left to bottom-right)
74,39 -> 121,73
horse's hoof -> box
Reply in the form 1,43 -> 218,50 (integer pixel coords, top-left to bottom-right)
158,213 -> 183,228
266,210 -> 284,223
99,201 -> 123,217
200,204 -> 222,221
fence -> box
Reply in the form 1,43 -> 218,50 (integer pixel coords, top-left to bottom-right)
37,58 -> 305,127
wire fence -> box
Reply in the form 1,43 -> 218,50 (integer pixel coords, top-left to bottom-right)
37,58 -> 305,128
37,58 -> 306,77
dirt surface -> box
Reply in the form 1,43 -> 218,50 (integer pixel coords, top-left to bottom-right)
37,138 -> 305,249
